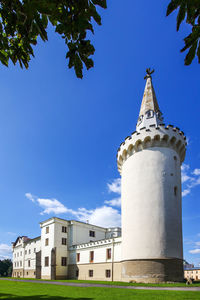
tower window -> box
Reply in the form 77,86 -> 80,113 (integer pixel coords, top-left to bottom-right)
46,226 -> 49,234
77,253 -> 80,262
174,156 -> 177,161
174,186 -> 177,196
146,110 -> 153,119
45,238 -> 49,246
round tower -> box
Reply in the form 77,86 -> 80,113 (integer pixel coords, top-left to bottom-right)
117,69 -> 187,283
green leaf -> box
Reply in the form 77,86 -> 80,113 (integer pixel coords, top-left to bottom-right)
176,2 -> 186,31
184,40 -> 198,65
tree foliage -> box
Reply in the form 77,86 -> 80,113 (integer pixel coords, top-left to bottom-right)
0,259 -> 12,277
167,0 -> 200,65
0,0 -> 107,78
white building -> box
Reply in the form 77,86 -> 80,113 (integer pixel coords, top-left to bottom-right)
12,70 -> 187,282
12,218 -> 121,280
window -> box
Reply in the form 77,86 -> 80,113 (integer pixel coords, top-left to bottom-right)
46,226 -> 49,234
61,257 -> 67,266
17,252 -> 19,257
27,272 -> 28,275
174,186 -> 177,196
106,248 -> 111,260
62,238 -> 67,245
45,238 -> 49,246
25,250 -> 27,255
45,256 -> 49,267
89,230 -> 95,237
62,226 -> 67,233
146,110 -> 153,119
29,249 -> 31,254
174,156 -> 177,161
77,253 -> 80,262
34,248 -> 36,253
20,251 -> 22,256
90,251 -> 94,263
20,261 -> 22,267
105,269 -> 111,278
28,260 -> 30,267
89,270 -> 93,277
76,270 -> 79,277
14,254 -> 16,258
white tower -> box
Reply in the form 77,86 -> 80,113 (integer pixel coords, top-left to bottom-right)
117,69 -> 187,283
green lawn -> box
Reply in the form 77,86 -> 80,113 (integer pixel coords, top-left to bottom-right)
0,280 -> 200,300
4,277 -> 200,287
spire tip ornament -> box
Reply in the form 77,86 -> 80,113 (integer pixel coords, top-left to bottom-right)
144,68 -> 154,80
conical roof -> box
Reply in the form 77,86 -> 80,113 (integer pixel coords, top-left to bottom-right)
139,76 -> 160,117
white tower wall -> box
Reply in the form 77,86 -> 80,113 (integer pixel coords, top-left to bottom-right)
121,146 -> 182,261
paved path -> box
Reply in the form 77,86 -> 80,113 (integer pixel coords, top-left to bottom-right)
1,278 -> 200,292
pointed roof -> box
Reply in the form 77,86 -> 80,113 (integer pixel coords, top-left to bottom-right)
139,69 -> 160,117
136,69 -> 163,131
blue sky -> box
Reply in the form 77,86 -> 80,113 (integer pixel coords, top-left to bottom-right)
0,1 -> 200,266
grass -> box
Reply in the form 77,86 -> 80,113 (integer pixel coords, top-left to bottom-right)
0,280 -> 200,300
4,277 -> 200,287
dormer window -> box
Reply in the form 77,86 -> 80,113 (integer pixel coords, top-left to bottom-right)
156,111 -> 163,121
146,110 -> 154,119
137,115 -> 143,125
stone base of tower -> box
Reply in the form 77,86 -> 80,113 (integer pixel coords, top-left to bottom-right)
121,259 -> 184,283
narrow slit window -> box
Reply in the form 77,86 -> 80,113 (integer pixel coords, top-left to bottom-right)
174,186 -> 177,196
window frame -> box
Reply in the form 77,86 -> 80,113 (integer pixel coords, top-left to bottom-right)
61,257 -> 67,266
44,256 -> 49,267
105,269 -> 111,278
89,230 -> 95,238
90,251 -> 94,263
89,270 -> 93,277
62,238 -> 67,245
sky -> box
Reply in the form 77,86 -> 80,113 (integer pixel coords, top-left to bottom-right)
0,0 -> 200,266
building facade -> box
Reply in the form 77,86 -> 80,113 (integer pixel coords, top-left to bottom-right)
12,217 -> 121,280
184,268 -> 200,281
12,70 -> 187,282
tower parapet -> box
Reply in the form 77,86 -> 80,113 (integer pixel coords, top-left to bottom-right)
117,125 -> 187,174
118,69 -> 187,283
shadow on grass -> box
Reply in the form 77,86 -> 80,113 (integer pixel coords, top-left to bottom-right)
0,294 -> 93,300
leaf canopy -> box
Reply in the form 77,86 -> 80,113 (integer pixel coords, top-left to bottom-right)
0,0 -> 107,78
167,0 -> 200,65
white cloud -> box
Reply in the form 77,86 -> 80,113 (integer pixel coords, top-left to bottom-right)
189,249 -> 200,254
25,193 -> 36,202
26,193 -> 121,228
78,206 -> 121,228
182,189 -> 191,197
25,193 -> 69,215
181,164 -> 200,197
193,169 -> 200,176
0,243 -> 12,260
105,197 -> 121,208
37,198 -> 69,215
107,178 -> 121,194
195,241 -> 200,246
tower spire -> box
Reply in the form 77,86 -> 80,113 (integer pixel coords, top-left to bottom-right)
136,68 -> 163,131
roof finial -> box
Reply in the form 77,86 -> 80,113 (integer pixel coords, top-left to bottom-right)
144,68 -> 154,80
